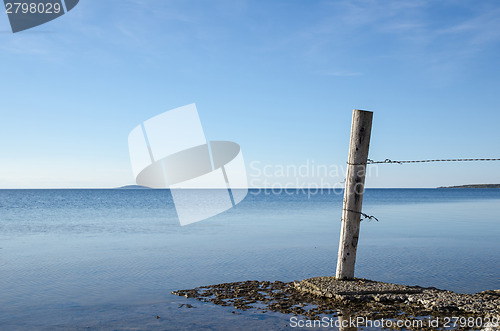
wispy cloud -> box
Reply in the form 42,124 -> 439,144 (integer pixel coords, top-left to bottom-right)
292,0 -> 500,84
320,71 -> 363,77
437,7 -> 500,48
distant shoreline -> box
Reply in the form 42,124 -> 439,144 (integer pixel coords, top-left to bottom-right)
116,185 -> 152,189
438,184 -> 500,189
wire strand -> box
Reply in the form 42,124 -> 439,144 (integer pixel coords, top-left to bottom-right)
348,158 -> 500,165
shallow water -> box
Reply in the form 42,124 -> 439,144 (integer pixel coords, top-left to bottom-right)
0,188 -> 499,330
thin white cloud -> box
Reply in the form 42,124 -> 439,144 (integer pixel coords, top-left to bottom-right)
320,71 -> 363,77
437,7 -> 500,48
294,0 -> 500,85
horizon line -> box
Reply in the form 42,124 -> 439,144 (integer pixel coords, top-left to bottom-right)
0,186 -> 480,190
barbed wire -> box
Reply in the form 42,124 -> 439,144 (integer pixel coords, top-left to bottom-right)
341,157 -> 500,222
349,158 -> 500,165
343,209 -> 379,222
341,158 -> 500,222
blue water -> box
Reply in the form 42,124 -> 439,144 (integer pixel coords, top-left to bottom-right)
0,189 -> 499,330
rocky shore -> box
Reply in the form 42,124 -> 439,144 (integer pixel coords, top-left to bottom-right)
172,277 -> 499,330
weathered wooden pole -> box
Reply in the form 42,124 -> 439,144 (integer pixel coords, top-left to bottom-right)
336,109 -> 373,280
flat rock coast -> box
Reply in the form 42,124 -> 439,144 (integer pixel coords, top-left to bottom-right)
173,277 -> 500,330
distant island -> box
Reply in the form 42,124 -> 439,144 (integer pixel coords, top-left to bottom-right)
438,184 -> 500,189
116,185 -> 152,189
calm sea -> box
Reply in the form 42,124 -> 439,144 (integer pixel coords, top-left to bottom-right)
0,189 -> 499,330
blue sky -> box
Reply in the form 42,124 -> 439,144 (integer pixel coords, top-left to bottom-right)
0,0 -> 499,188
